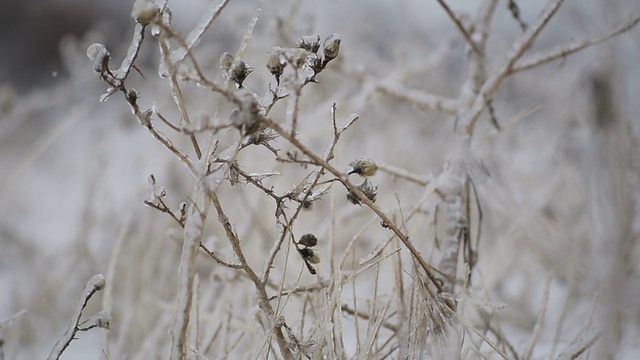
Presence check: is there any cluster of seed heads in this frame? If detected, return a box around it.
[219,52,254,88]
[220,33,341,88]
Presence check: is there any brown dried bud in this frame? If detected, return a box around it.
[231,61,253,88]
[298,234,318,247]
[264,46,286,79]
[296,34,321,53]
[300,247,320,264]
[346,159,378,177]
[322,34,341,64]
[346,179,378,205]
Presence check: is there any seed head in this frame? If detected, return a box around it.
[296,34,321,53]
[86,43,110,73]
[231,61,253,88]
[219,52,234,73]
[131,0,160,25]
[298,234,318,247]
[347,158,378,177]
[299,247,320,264]
[265,46,286,79]
[322,34,341,64]
[346,179,378,205]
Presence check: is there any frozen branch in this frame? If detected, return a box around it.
[511,12,640,74]
[171,185,208,360]
[48,274,108,360]
[170,0,231,64]
[435,0,483,54]
[461,0,565,135]
[375,81,460,115]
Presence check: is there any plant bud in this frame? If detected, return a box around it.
[219,52,234,73]
[131,0,159,25]
[300,247,320,264]
[231,61,253,88]
[86,43,110,73]
[346,179,378,205]
[296,34,321,53]
[298,234,318,247]
[346,159,378,177]
[264,46,286,79]
[322,34,341,64]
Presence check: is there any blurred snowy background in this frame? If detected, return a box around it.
[1,0,639,359]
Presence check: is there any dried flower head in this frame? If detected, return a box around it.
[296,34,321,53]
[298,234,318,247]
[322,34,341,64]
[299,247,320,264]
[307,52,324,74]
[219,52,234,73]
[347,158,378,177]
[264,46,286,81]
[86,43,110,73]
[131,0,160,25]
[346,179,378,205]
[230,61,253,88]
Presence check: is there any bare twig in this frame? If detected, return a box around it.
[210,194,293,360]
[462,0,566,135]
[171,185,208,360]
[48,275,108,360]
[510,12,640,74]
[555,328,601,360]
[435,0,483,54]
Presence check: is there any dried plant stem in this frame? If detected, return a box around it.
[435,0,482,54]
[48,275,107,360]
[510,12,640,74]
[171,186,208,360]
[461,0,566,135]
[209,194,293,360]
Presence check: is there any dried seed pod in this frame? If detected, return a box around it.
[346,179,378,205]
[264,46,286,80]
[231,61,253,88]
[296,34,321,53]
[131,0,159,25]
[219,52,234,74]
[86,43,110,73]
[346,158,378,177]
[322,34,341,64]
[298,234,318,247]
[299,247,320,264]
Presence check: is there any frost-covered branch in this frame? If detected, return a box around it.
[48,275,109,360]
[510,12,640,74]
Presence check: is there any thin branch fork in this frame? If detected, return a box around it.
[210,193,294,360]
[461,0,566,136]
[510,12,640,74]
[48,274,109,360]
